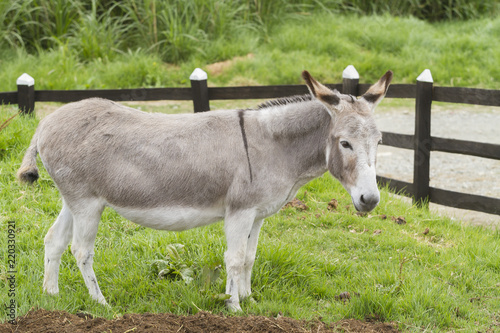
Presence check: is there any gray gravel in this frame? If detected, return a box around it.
[374,103,500,227]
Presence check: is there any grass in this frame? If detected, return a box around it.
[1,13,499,93]
[2,0,498,59]
[1,104,499,332]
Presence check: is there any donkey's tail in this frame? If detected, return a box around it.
[17,130,40,184]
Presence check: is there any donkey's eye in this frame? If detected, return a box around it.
[340,140,352,149]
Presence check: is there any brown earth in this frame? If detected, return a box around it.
[206,53,254,76]
[0,309,400,333]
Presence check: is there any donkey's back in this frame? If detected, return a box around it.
[19,98,250,224]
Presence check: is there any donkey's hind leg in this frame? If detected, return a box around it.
[70,199,107,305]
[43,200,73,295]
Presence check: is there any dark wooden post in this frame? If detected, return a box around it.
[413,69,433,207]
[342,65,359,96]
[17,73,35,116]
[190,68,210,113]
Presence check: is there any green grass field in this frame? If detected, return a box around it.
[2,2,500,331]
[1,104,499,332]
[1,10,500,91]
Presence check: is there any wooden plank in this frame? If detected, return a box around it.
[413,77,433,206]
[208,83,415,100]
[208,84,344,100]
[35,88,192,103]
[342,78,359,96]
[433,86,500,106]
[28,83,419,104]
[191,79,210,113]
[377,176,414,196]
[325,84,344,92]
[18,84,35,116]
[0,91,18,105]
[208,85,311,100]
[11,84,500,106]
[431,136,500,160]
[429,187,500,215]
[359,84,416,98]
[381,132,414,150]
[387,84,417,99]
[358,84,371,95]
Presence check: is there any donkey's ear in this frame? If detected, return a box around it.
[361,70,393,111]
[302,70,340,114]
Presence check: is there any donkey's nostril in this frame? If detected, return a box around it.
[360,195,366,204]
[355,193,380,212]
[360,193,379,207]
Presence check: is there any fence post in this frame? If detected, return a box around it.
[342,65,359,96]
[17,73,35,116]
[190,68,210,113]
[413,69,433,207]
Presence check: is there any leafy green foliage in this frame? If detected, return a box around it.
[151,244,195,284]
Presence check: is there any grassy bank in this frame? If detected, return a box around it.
[1,12,499,92]
[3,0,498,56]
[1,105,499,332]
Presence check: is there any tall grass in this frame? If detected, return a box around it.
[343,0,499,21]
[2,0,499,63]
[2,13,498,91]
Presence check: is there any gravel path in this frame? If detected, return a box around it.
[374,103,500,228]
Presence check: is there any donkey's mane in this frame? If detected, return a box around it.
[256,94,313,110]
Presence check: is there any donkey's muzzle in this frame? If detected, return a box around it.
[355,193,380,212]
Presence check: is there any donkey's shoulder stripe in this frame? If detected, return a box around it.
[238,110,253,182]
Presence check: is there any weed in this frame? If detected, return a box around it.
[0,110,21,132]
[151,244,195,284]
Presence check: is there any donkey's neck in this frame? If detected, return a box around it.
[257,100,330,139]
[253,100,331,179]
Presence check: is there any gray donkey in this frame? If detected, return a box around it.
[18,70,392,311]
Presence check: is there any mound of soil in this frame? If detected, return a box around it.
[1,309,400,333]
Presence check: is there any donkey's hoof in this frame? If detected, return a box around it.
[43,285,59,296]
[225,299,242,312]
[93,295,109,307]
[246,296,257,305]
[99,299,110,307]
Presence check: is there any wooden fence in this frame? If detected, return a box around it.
[1,67,499,215]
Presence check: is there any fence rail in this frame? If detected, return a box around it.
[1,67,499,215]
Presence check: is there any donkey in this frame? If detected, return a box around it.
[18,70,392,311]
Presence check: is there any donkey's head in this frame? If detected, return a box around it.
[302,70,393,212]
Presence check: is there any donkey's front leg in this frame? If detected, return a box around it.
[224,209,256,312]
[241,219,264,299]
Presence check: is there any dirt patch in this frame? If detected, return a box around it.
[206,53,254,76]
[1,309,400,333]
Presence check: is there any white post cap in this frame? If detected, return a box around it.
[189,68,208,81]
[342,65,359,79]
[417,69,433,83]
[16,73,35,86]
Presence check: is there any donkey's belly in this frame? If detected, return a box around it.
[110,205,225,231]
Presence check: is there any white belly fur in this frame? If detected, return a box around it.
[110,204,225,231]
